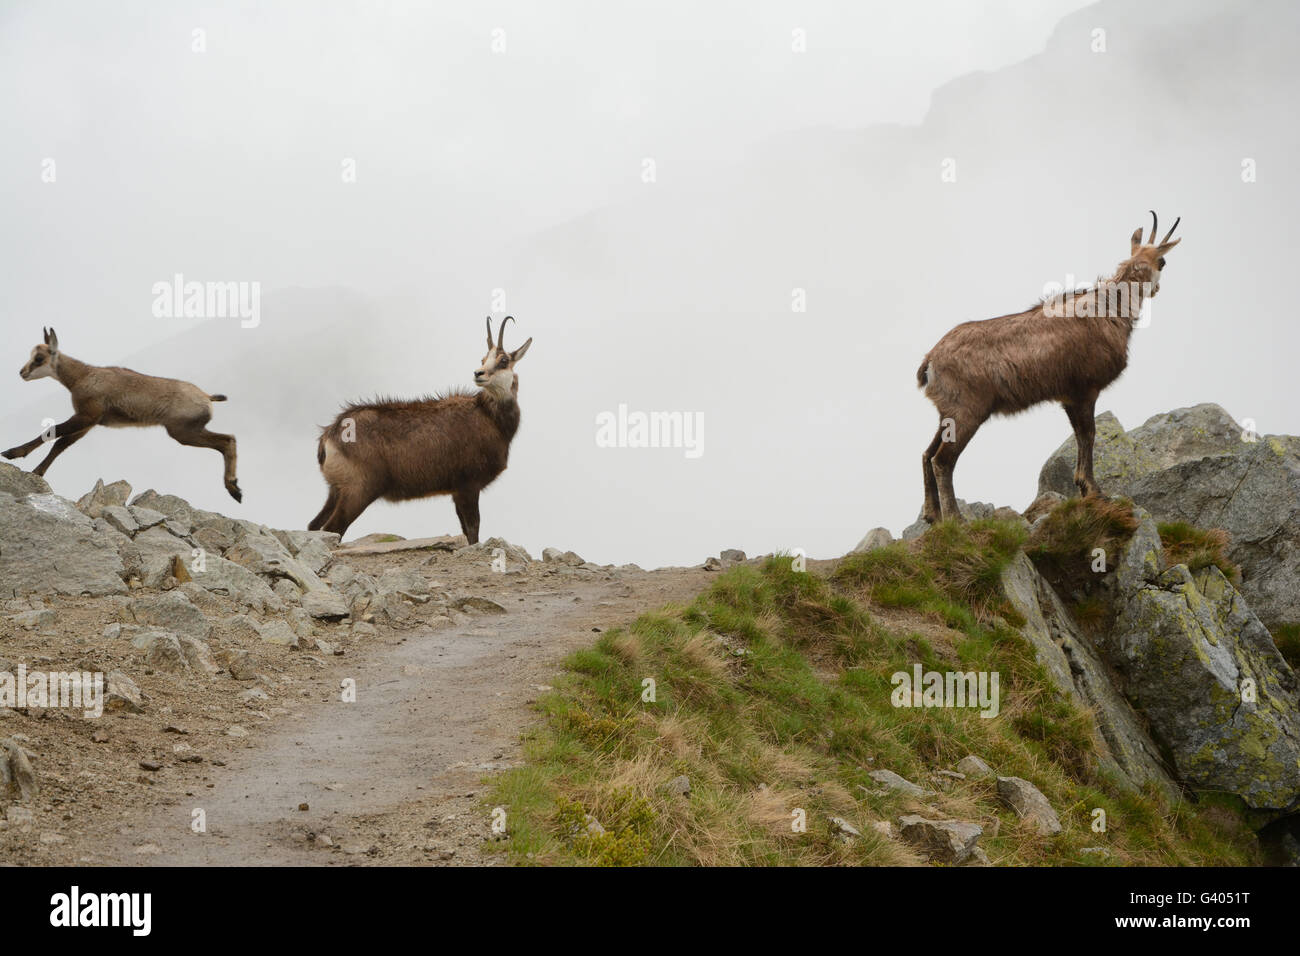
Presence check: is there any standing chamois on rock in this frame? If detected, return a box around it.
[308,316,533,542]
[2,328,242,500]
[917,212,1182,523]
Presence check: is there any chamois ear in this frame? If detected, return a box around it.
[1156,237,1181,255]
[44,327,59,350]
[1130,228,1144,255]
[510,337,532,363]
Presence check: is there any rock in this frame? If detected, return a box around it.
[376,569,433,601]
[130,629,212,676]
[256,619,299,648]
[124,526,194,588]
[852,528,894,553]
[828,816,860,840]
[6,806,35,827]
[74,478,130,517]
[896,815,983,864]
[225,533,328,592]
[9,608,55,630]
[104,670,143,712]
[1001,549,1176,794]
[0,492,128,598]
[302,590,349,620]
[542,547,585,567]
[452,596,506,615]
[1038,404,1300,628]
[954,755,994,779]
[0,462,51,497]
[868,820,893,839]
[222,649,258,680]
[666,775,691,796]
[187,555,282,613]
[902,500,1001,540]
[0,737,39,801]
[996,776,1063,835]
[216,614,262,643]
[127,505,168,532]
[868,769,930,797]
[720,549,746,563]
[336,534,465,556]
[128,490,194,530]
[99,504,140,536]
[129,591,212,641]
[703,557,723,571]
[1096,510,1300,811]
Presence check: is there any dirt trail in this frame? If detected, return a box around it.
[92,557,709,866]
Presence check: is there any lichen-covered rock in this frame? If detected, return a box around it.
[1001,550,1175,794]
[1097,512,1300,811]
[1038,404,1300,628]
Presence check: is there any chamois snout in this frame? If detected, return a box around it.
[19,344,55,381]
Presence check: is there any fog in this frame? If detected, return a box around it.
[2,0,1293,568]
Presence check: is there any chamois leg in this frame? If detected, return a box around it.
[4,413,98,462]
[921,426,944,523]
[321,487,375,538]
[1063,398,1102,498]
[452,488,481,545]
[308,486,340,531]
[930,414,981,523]
[31,426,93,476]
[167,424,242,502]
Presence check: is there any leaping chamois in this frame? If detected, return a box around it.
[308,316,533,543]
[2,328,242,501]
[917,212,1182,523]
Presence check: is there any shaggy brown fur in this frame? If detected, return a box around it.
[2,328,241,501]
[917,214,1181,523]
[308,317,532,542]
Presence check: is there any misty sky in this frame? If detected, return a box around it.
[2,0,1291,568]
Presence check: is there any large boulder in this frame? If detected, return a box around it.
[1001,551,1176,795]
[1038,404,1300,628]
[0,491,127,598]
[1094,510,1300,812]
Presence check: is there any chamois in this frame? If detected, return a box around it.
[917,212,1182,523]
[308,316,533,543]
[2,328,242,501]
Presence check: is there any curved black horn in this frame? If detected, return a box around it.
[1147,210,1158,246]
[1161,216,1181,244]
[497,315,514,350]
[485,316,494,349]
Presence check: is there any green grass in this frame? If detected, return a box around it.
[483,517,1258,867]
[1157,521,1242,584]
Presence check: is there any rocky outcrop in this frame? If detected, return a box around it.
[1004,497,1300,813]
[1001,550,1177,795]
[1038,404,1300,629]
[1097,511,1300,812]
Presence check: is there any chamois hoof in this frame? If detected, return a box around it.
[226,482,243,503]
